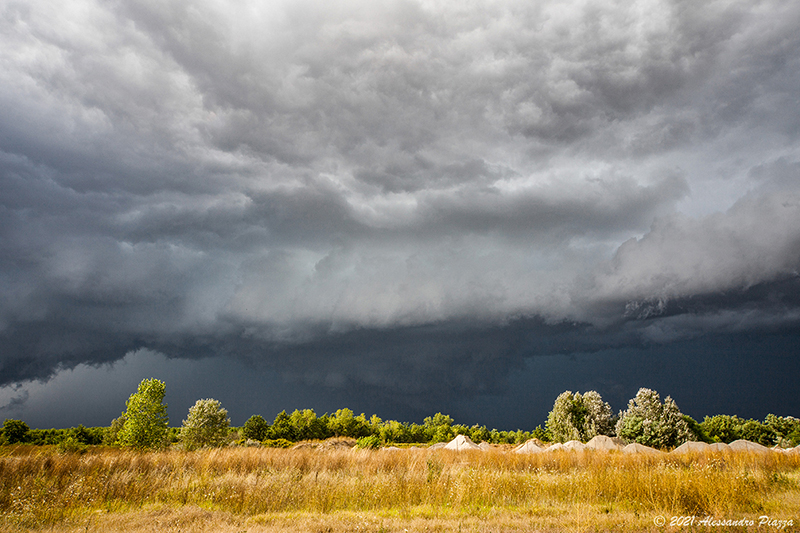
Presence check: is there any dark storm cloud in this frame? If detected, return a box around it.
[1,0,800,417]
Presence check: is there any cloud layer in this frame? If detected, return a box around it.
[1,0,800,410]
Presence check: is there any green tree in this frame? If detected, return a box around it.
[423,413,454,443]
[69,425,95,445]
[764,414,800,446]
[181,398,230,449]
[2,419,30,444]
[269,411,295,441]
[328,408,371,438]
[546,390,613,442]
[739,419,775,446]
[104,415,127,446]
[242,415,270,442]
[379,419,409,443]
[289,409,328,440]
[531,425,551,442]
[117,378,169,449]
[615,388,696,449]
[469,424,490,444]
[701,415,744,443]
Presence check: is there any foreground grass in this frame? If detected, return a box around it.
[1,444,798,532]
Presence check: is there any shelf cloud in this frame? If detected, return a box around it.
[1,0,799,425]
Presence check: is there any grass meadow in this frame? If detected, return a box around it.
[1,443,798,532]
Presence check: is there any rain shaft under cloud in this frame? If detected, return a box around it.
[1,0,800,425]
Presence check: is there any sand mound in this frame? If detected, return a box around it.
[562,440,587,451]
[585,435,624,451]
[622,443,661,454]
[708,442,731,452]
[514,439,545,454]
[443,434,481,451]
[729,439,771,453]
[673,441,711,454]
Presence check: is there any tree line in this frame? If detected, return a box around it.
[2,379,798,450]
[546,388,800,449]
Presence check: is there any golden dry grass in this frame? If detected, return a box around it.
[1,444,798,532]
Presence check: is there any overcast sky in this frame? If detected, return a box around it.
[2,0,799,429]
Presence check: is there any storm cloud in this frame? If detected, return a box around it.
[1,0,799,425]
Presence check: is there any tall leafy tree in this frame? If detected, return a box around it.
[616,388,695,448]
[117,378,169,449]
[181,398,230,449]
[546,391,613,442]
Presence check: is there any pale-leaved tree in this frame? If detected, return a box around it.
[546,390,613,442]
[615,388,695,448]
[181,398,230,449]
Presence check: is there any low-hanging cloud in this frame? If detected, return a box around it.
[582,191,800,323]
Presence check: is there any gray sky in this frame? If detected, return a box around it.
[1,0,799,428]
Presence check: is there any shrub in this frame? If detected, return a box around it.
[616,388,696,449]
[181,398,230,450]
[117,378,169,449]
[2,419,30,444]
[56,436,88,454]
[546,391,613,442]
[355,435,382,449]
[262,438,293,448]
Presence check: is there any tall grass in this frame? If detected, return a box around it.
[1,444,798,530]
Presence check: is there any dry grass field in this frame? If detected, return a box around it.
[1,443,798,532]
